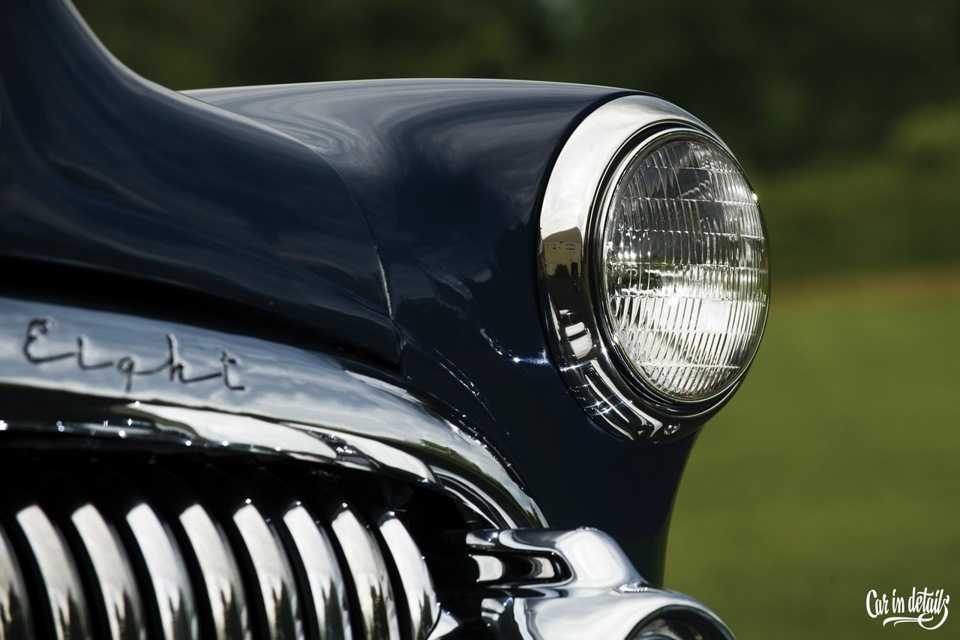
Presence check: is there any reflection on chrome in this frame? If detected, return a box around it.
[71,504,145,640]
[125,503,197,640]
[540,95,766,442]
[0,526,32,640]
[282,504,352,639]
[16,505,91,639]
[328,502,401,640]
[461,528,733,640]
[15,505,93,639]
[232,503,302,638]
[377,512,440,640]
[178,504,249,640]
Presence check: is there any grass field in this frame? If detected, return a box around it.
[665,270,960,639]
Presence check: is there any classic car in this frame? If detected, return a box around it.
[0,0,769,638]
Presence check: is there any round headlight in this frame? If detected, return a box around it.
[539,95,770,441]
[598,131,768,402]
[630,614,732,640]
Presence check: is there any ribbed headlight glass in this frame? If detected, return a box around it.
[599,132,769,402]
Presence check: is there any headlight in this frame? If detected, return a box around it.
[599,130,768,402]
[540,96,769,442]
[630,613,732,640]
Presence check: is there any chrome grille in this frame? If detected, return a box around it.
[0,452,439,640]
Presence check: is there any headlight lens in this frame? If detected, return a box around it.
[539,95,770,440]
[629,615,718,639]
[599,131,769,402]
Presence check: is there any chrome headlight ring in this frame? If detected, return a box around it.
[539,96,770,442]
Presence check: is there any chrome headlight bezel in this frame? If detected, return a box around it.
[539,95,769,442]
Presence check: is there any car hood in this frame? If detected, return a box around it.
[0,0,623,366]
[191,79,627,363]
[0,0,397,359]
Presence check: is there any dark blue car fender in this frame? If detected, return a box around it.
[0,0,759,637]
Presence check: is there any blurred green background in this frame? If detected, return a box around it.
[74,1,960,637]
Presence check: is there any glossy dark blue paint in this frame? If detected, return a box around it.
[0,0,397,359]
[198,81,697,584]
[0,0,700,584]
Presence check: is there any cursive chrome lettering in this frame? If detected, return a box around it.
[23,317,246,393]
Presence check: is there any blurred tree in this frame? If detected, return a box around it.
[73,0,557,89]
[227,0,557,84]
[72,0,242,88]
[73,0,960,173]
[557,0,960,169]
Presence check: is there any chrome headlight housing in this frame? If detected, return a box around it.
[540,96,769,441]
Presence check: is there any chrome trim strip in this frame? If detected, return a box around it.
[328,501,401,640]
[0,296,544,529]
[282,504,352,640]
[377,512,440,640]
[70,503,145,640]
[230,503,302,638]
[177,504,250,640]
[15,504,92,639]
[124,502,197,640]
[539,95,736,442]
[0,524,34,640]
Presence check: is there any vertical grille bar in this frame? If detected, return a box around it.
[123,502,198,639]
[69,503,145,640]
[15,504,92,639]
[0,454,444,640]
[230,503,303,639]
[177,504,250,640]
[282,504,352,640]
[376,513,439,640]
[0,525,34,640]
[326,502,402,640]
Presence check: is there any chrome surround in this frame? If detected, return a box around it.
[539,95,758,442]
[435,528,733,640]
